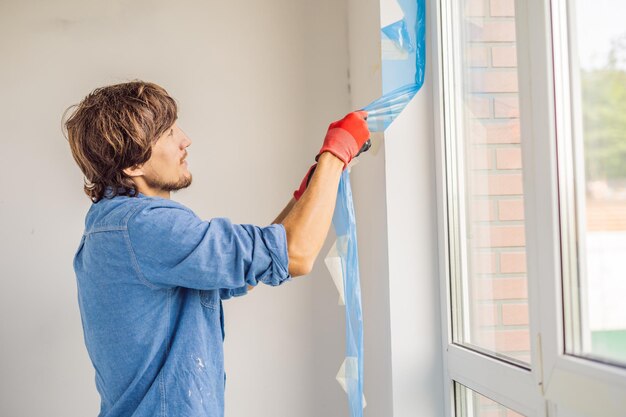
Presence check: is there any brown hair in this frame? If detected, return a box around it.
[64,81,178,202]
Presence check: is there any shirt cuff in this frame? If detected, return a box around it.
[219,286,249,300]
[258,223,291,286]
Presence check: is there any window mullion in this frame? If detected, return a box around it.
[514,0,558,406]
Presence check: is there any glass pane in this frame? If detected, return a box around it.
[449,0,530,366]
[454,382,525,417]
[568,0,626,365]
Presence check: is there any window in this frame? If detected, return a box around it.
[446,0,530,367]
[455,382,525,417]
[560,0,626,367]
[436,0,626,415]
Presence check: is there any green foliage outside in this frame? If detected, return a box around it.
[581,37,626,182]
[591,329,626,364]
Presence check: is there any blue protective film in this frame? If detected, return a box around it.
[331,1,426,416]
[332,170,364,415]
[363,0,426,132]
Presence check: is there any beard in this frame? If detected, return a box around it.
[144,172,193,193]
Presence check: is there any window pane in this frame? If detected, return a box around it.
[448,0,530,366]
[567,0,626,365]
[454,382,525,417]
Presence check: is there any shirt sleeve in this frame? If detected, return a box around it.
[127,202,291,291]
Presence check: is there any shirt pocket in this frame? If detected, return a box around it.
[199,289,219,310]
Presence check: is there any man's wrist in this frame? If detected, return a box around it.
[317,151,346,169]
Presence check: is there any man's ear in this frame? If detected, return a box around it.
[123,164,144,178]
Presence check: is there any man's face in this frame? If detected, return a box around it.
[139,123,193,195]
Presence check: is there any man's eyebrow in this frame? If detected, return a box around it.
[168,128,174,136]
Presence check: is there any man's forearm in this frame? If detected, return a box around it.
[281,152,343,276]
[272,198,297,224]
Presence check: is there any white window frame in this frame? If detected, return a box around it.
[432,0,626,416]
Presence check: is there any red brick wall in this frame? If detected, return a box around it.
[461,0,531,365]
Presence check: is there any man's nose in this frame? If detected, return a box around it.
[180,133,192,148]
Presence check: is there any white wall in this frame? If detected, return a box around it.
[0,0,350,416]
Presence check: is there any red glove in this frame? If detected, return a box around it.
[316,111,370,168]
[293,164,317,201]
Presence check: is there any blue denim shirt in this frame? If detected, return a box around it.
[73,194,291,417]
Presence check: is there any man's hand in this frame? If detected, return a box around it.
[316,111,369,168]
[276,111,371,277]
[294,112,369,201]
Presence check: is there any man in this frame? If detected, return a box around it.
[65,81,370,417]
